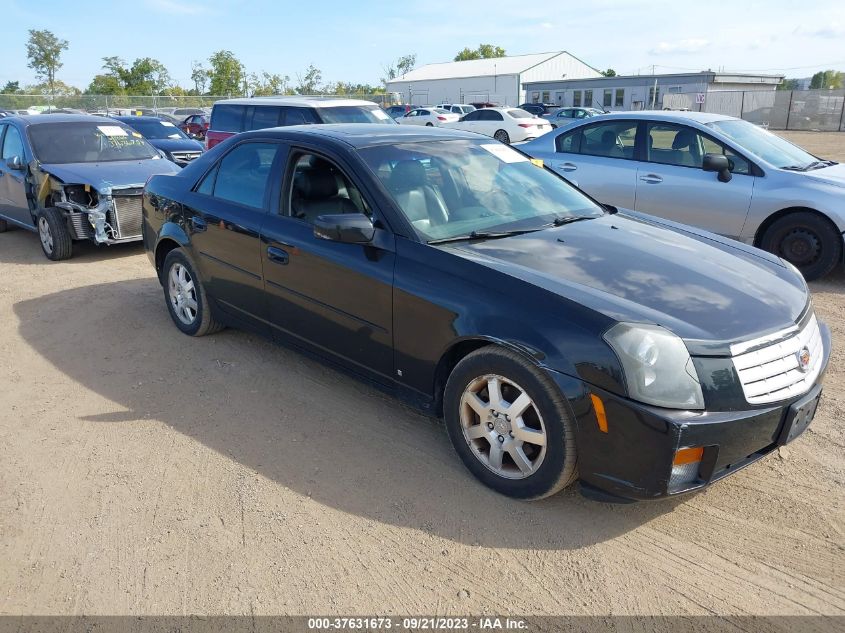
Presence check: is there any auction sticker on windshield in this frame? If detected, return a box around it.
[97,125,128,137]
[480,143,529,163]
[161,121,176,127]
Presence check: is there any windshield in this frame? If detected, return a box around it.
[125,119,187,140]
[707,119,817,169]
[360,140,603,241]
[29,122,159,164]
[317,105,396,125]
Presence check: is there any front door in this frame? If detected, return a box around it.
[634,122,754,239]
[260,149,395,381]
[0,124,32,226]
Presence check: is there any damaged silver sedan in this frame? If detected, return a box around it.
[0,114,180,260]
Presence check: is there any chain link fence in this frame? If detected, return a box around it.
[663,89,845,131]
[0,93,399,116]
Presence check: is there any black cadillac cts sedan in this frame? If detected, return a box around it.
[142,124,830,502]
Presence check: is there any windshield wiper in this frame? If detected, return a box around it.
[805,159,837,170]
[551,215,593,226]
[427,228,542,245]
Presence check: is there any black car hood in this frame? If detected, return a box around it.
[41,159,180,190]
[446,214,808,346]
[146,137,204,153]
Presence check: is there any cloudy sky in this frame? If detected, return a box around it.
[1,0,844,89]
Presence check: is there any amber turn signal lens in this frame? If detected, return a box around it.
[590,393,608,433]
[673,446,704,465]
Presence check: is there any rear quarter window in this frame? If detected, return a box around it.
[211,104,245,133]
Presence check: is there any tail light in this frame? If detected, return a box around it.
[437,116,447,121]
[518,123,534,128]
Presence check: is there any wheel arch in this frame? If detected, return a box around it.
[753,206,841,250]
[154,232,188,283]
[432,336,545,417]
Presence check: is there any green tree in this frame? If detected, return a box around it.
[809,70,843,89]
[453,44,505,61]
[778,78,800,90]
[381,53,416,87]
[295,64,323,94]
[26,29,69,97]
[86,74,125,95]
[1,81,20,94]
[91,56,171,94]
[191,61,209,94]
[208,50,244,95]
[601,68,617,77]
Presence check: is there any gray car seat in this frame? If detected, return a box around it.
[387,160,449,230]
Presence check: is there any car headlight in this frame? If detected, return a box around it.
[603,323,704,410]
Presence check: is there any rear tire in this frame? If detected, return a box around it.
[425,122,433,127]
[493,129,510,144]
[37,208,73,261]
[443,346,578,500]
[162,249,223,337]
[760,212,841,281]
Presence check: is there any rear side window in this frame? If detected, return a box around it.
[283,107,320,125]
[211,104,245,133]
[2,125,24,159]
[249,106,282,131]
[197,142,279,208]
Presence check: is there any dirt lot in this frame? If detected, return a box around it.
[0,133,843,622]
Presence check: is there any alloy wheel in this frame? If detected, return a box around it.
[168,263,198,325]
[38,216,53,255]
[459,374,547,479]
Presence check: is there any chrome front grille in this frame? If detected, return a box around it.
[731,314,823,405]
[171,151,201,163]
[111,195,144,239]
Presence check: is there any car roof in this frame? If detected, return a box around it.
[580,110,735,124]
[112,115,167,123]
[236,123,484,148]
[213,96,380,108]
[6,113,120,127]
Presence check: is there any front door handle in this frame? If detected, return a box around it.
[191,216,207,232]
[639,174,663,184]
[557,162,578,172]
[267,246,289,265]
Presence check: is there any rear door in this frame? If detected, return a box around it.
[259,146,395,381]
[634,121,754,238]
[182,140,285,326]
[0,123,32,226]
[547,120,640,208]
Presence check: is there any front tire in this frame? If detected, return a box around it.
[493,129,511,144]
[37,208,72,261]
[443,347,578,499]
[162,249,223,337]
[760,212,842,281]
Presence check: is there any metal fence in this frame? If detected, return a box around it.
[0,93,398,115]
[662,89,845,131]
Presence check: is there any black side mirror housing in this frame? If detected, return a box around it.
[703,153,732,182]
[6,155,23,171]
[314,213,375,244]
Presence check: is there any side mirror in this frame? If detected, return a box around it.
[6,155,23,171]
[313,213,375,244]
[703,153,732,182]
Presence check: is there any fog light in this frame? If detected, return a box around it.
[669,446,703,491]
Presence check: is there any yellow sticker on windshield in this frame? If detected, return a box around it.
[132,132,142,138]
[530,158,544,168]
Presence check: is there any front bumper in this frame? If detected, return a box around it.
[549,321,832,502]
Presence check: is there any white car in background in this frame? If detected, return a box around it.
[397,108,460,127]
[436,103,476,116]
[447,107,552,144]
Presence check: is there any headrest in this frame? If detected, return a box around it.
[389,160,427,190]
[298,169,338,199]
[672,130,695,150]
[600,130,616,145]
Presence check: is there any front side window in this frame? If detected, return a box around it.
[211,104,244,132]
[28,122,158,164]
[287,153,370,224]
[2,125,24,159]
[283,107,321,125]
[202,142,278,208]
[360,140,603,242]
[581,121,637,159]
[647,123,751,173]
[249,106,282,131]
[699,133,751,175]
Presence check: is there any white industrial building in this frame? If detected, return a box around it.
[386,51,602,107]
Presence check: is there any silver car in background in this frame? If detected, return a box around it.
[521,111,845,280]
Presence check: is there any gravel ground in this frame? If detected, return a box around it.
[0,133,842,622]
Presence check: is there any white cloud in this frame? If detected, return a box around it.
[794,22,845,38]
[539,22,554,29]
[649,38,710,55]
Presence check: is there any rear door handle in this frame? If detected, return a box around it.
[191,216,207,232]
[557,162,577,172]
[267,246,289,265]
[639,174,663,184]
